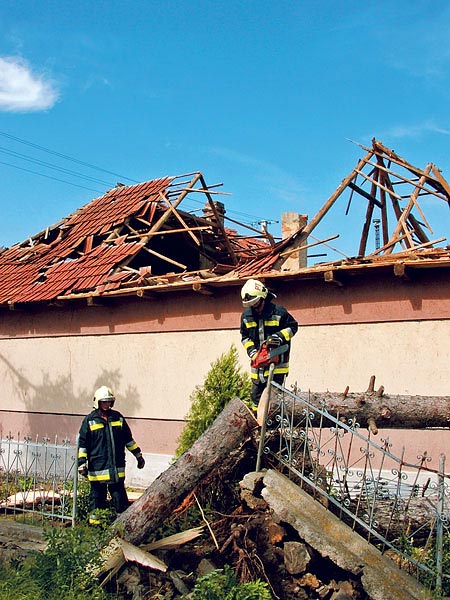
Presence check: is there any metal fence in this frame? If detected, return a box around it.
[0,432,78,526]
[258,383,450,595]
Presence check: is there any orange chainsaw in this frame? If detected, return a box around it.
[251,341,288,369]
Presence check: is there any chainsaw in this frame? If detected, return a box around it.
[251,341,289,369]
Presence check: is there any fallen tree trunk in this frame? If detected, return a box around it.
[115,397,257,546]
[272,377,450,430]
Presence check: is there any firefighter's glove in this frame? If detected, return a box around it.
[267,334,283,347]
[137,455,145,469]
[249,348,257,360]
[78,464,88,478]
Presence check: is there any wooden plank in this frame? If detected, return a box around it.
[348,181,383,208]
[365,158,449,202]
[147,172,203,236]
[279,234,339,258]
[376,168,390,247]
[128,225,211,239]
[158,192,201,246]
[141,246,187,270]
[354,168,403,201]
[388,164,433,248]
[431,165,450,198]
[358,179,378,256]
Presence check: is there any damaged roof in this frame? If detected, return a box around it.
[0,140,449,307]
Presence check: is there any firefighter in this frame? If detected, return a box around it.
[77,385,145,525]
[240,279,298,409]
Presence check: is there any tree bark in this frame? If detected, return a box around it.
[271,388,450,430]
[115,397,257,545]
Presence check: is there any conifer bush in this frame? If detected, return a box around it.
[175,345,251,457]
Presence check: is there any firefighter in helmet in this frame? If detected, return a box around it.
[240,279,298,409]
[77,385,145,525]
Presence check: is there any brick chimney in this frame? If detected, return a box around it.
[202,201,226,227]
[281,212,308,270]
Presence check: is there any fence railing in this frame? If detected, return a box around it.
[0,432,78,526]
[258,383,450,595]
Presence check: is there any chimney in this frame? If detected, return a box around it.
[202,201,226,227]
[281,212,308,270]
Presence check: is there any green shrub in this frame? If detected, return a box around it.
[0,523,113,600]
[0,563,43,600]
[175,345,251,457]
[189,565,272,599]
[26,525,112,600]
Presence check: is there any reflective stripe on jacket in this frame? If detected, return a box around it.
[240,300,298,382]
[77,408,141,484]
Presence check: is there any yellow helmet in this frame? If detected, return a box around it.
[241,279,268,308]
[93,386,115,406]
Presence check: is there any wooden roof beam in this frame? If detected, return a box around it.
[302,148,374,238]
[358,179,378,257]
[141,246,187,270]
[348,181,383,208]
[324,270,344,287]
[146,172,203,238]
[393,263,411,281]
[157,192,201,246]
[365,159,449,202]
[128,225,212,240]
[192,282,214,296]
[199,174,238,265]
[353,169,402,201]
[431,166,450,200]
[136,289,157,300]
[87,296,104,307]
[387,164,433,250]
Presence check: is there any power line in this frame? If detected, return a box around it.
[0,130,139,183]
[0,159,104,194]
[0,130,273,226]
[0,146,115,187]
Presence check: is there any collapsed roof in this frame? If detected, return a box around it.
[0,140,449,307]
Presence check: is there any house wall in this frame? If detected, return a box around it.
[0,269,449,481]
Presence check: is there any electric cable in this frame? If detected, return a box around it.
[0,130,139,183]
[0,159,104,194]
[0,146,115,187]
[0,130,273,227]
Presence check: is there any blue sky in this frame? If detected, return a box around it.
[0,0,449,259]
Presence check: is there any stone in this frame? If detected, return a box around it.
[283,541,310,575]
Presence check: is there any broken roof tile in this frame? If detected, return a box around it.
[0,145,448,307]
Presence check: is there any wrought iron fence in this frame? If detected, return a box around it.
[258,383,450,595]
[0,432,78,526]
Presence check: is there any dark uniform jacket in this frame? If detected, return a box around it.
[240,299,298,381]
[77,408,141,484]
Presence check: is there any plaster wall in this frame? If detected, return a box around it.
[1,320,448,420]
[0,272,448,464]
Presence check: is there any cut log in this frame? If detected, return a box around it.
[115,397,257,545]
[271,389,450,430]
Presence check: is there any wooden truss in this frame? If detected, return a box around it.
[299,139,450,257]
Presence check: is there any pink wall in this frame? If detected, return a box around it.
[0,269,448,339]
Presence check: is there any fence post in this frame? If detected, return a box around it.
[72,434,80,527]
[436,454,445,594]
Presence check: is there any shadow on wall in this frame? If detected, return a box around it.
[0,352,141,421]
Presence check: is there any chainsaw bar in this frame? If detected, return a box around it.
[268,343,288,359]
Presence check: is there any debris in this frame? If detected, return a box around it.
[114,397,257,545]
[0,490,61,508]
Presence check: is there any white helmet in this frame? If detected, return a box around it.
[94,386,115,406]
[241,279,268,308]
